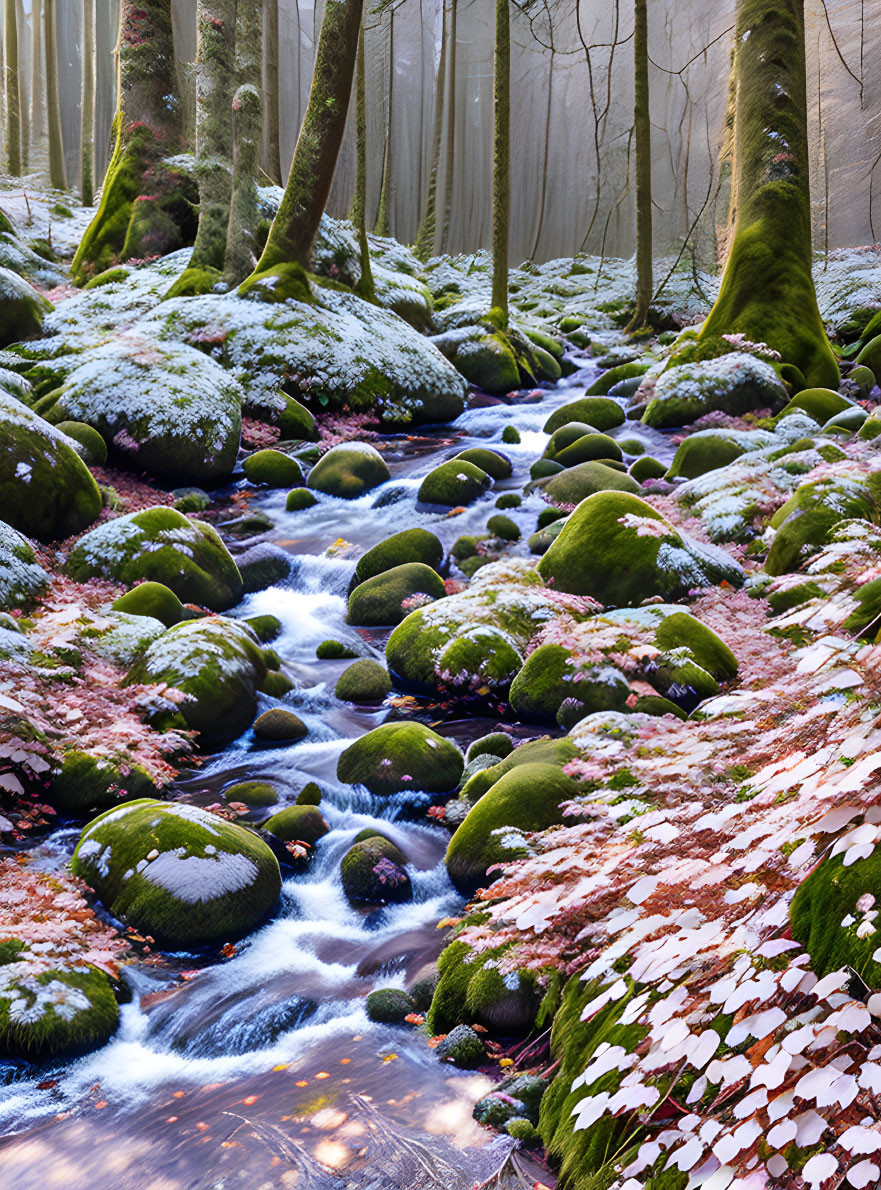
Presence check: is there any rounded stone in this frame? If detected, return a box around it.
[243,449,304,487]
[307,443,390,499]
[417,459,492,506]
[337,721,464,796]
[335,658,392,702]
[253,708,308,743]
[347,562,446,627]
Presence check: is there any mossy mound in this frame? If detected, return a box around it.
[242,449,304,487]
[173,487,210,514]
[543,397,625,435]
[340,836,411,904]
[0,964,119,1060]
[0,266,52,346]
[261,805,328,846]
[486,514,520,541]
[347,563,446,627]
[50,750,160,818]
[502,425,521,444]
[0,521,49,611]
[253,709,308,743]
[354,528,444,586]
[286,487,318,511]
[540,461,640,506]
[366,988,416,1024]
[244,614,282,643]
[544,422,601,459]
[427,938,541,1036]
[71,799,282,949]
[224,781,280,808]
[466,733,514,764]
[317,639,359,659]
[453,447,512,480]
[111,581,185,629]
[629,455,667,482]
[495,492,522,509]
[307,443,390,498]
[337,721,464,796]
[775,386,853,425]
[537,491,743,604]
[335,658,392,702]
[56,420,108,466]
[790,846,881,987]
[436,1024,486,1068]
[0,392,102,542]
[766,471,881,575]
[509,645,630,722]
[642,352,788,428]
[126,617,268,745]
[666,431,750,480]
[456,736,578,805]
[236,543,292,593]
[437,627,523,693]
[297,782,322,806]
[431,324,520,394]
[553,433,623,468]
[67,507,243,611]
[446,762,578,895]
[417,459,492,506]
[475,1074,548,1131]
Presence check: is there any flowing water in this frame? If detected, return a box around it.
[0,347,675,1188]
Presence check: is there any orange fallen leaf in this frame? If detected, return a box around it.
[166,1116,178,1124]
[314,1071,330,1079]
[296,1080,308,1087]
[382,1053,398,1064]
[242,1095,259,1106]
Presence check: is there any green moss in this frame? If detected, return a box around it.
[486,514,520,541]
[0,965,119,1060]
[432,325,520,395]
[261,805,328,845]
[224,781,279,808]
[859,417,881,441]
[585,361,650,396]
[427,939,539,1035]
[243,449,304,487]
[417,459,492,506]
[509,644,630,722]
[629,455,667,482]
[436,1024,486,1067]
[502,425,521,444]
[335,658,392,702]
[347,562,446,627]
[337,721,463,796]
[0,271,52,347]
[238,260,314,304]
[50,750,160,818]
[245,614,282,643]
[454,447,512,480]
[317,639,358,659]
[530,458,565,481]
[446,763,577,895]
[71,798,282,949]
[55,420,108,466]
[541,461,640,505]
[340,835,411,904]
[354,528,443,585]
[554,433,624,468]
[112,581,185,628]
[260,670,295,698]
[766,473,881,576]
[666,433,746,480]
[297,782,322,806]
[543,397,625,434]
[286,487,319,511]
[173,487,210,514]
[791,847,881,985]
[437,627,523,691]
[277,395,318,441]
[253,708,308,742]
[775,387,852,424]
[307,443,390,498]
[495,492,521,510]
[366,988,416,1024]
[855,333,881,375]
[83,266,130,290]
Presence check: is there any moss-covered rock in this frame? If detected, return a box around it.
[823,405,867,434]
[245,614,282,643]
[530,458,565,482]
[172,487,210,514]
[0,963,119,1060]
[436,627,523,693]
[253,708,308,743]
[347,563,446,627]
[56,420,109,466]
[0,521,49,611]
[509,645,630,721]
[502,425,520,444]
[554,433,623,468]
[417,459,492,506]
[436,1023,486,1067]
[354,528,444,585]
[71,799,282,949]
[540,460,640,506]
[340,835,411,904]
[335,658,392,702]
[766,471,881,576]
[665,431,751,480]
[242,449,303,487]
[642,353,788,428]
[456,737,578,805]
[126,617,267,745]
[317,639,359,660]
[0,392,102,542]
[111,581,185,628]
[297,782,322,806]
[307,443,390,498]
[261,805,328,846]
[0,267,52,345]
[67,507,243,611]
[495,492,522,510]
[544,422,600,459]
[286,486,318,511]
[775,386,853,425]
[790,845,881,986]
[486,514,520,541]
[466,733,514,764]
[538,491,743,604]
[432,324,520,394]
[366,988,416,1024]
[224,781,279,808]
[337,721,463,796]
[446,763,578,895]
[629,455,667,482]
[454,447,512,480]
[236,543,292,593]
[543,397,625,435]
[49,750,161,818]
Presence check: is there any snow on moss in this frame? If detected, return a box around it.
[139,846,260,902]
[0,521,49,610]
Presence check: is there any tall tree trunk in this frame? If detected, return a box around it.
[490,0,510,325]
[350,22,375,302]
[626,0,652,332]
[167,0,237,296]
[373,8,394,237]
[697,0,838,389]
[15,0,28,171]
[260,0,281,183]
[223,0,262,285]
[81,0,96,206]
[31,0,44,142]
[94,0,116,183]
[529,14,554,263]
[240,0,364,300]
[413,0,447,262]
[72,0,190,284]
[5,0,22,176]
[440,0,456,252]
[44,0,66,189]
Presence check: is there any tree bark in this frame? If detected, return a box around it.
[413,0,447,262]
[440,0,456,252]
[240,0,364,299]
[31,0,44,142]
[81,0,96,207]
[260,0,282,183]
[490,0,510,324]
[5,0,22,176]
[373,7,394,237]
[15,0,28,171]
[626,0,652,332]
[223,0,263,285]
[697,0,838,389]
[350,22,375,301]
[44,0,66,189]
[72,0,191,284]
[94,0,116,183]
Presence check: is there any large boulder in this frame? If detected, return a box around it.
[0,520,49,610]
[46,336,243,483]
[337,721,464,796]
[354,528,444,585]
[0,266,52,345]
[347,562,446,626]
[431,324,521,394]
[307,443,390,498]
[71,799,282,948]
[640,353,788,428]
[765,471,881,576]
[126,617,268,745]
[67,507,243,611]
[537,491,744,604]
[0,392,101,541]
[417,459,492,506]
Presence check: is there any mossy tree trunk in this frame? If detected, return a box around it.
[350,22,375,302]
[222,0,262,285]
[5,0,22,176]
[44,0,66,190]
[373,7,394,237]
[490,0,510,326]
[260,0,282,184]
[626,0,652,332]
[697,0,838,389]
[166,0,237,297]
[239,0,364,301]
[440,0,456,252]
[81,0,96,207]
[413,0,447,262]
[31,0,44,143]
[71,0,190,285]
